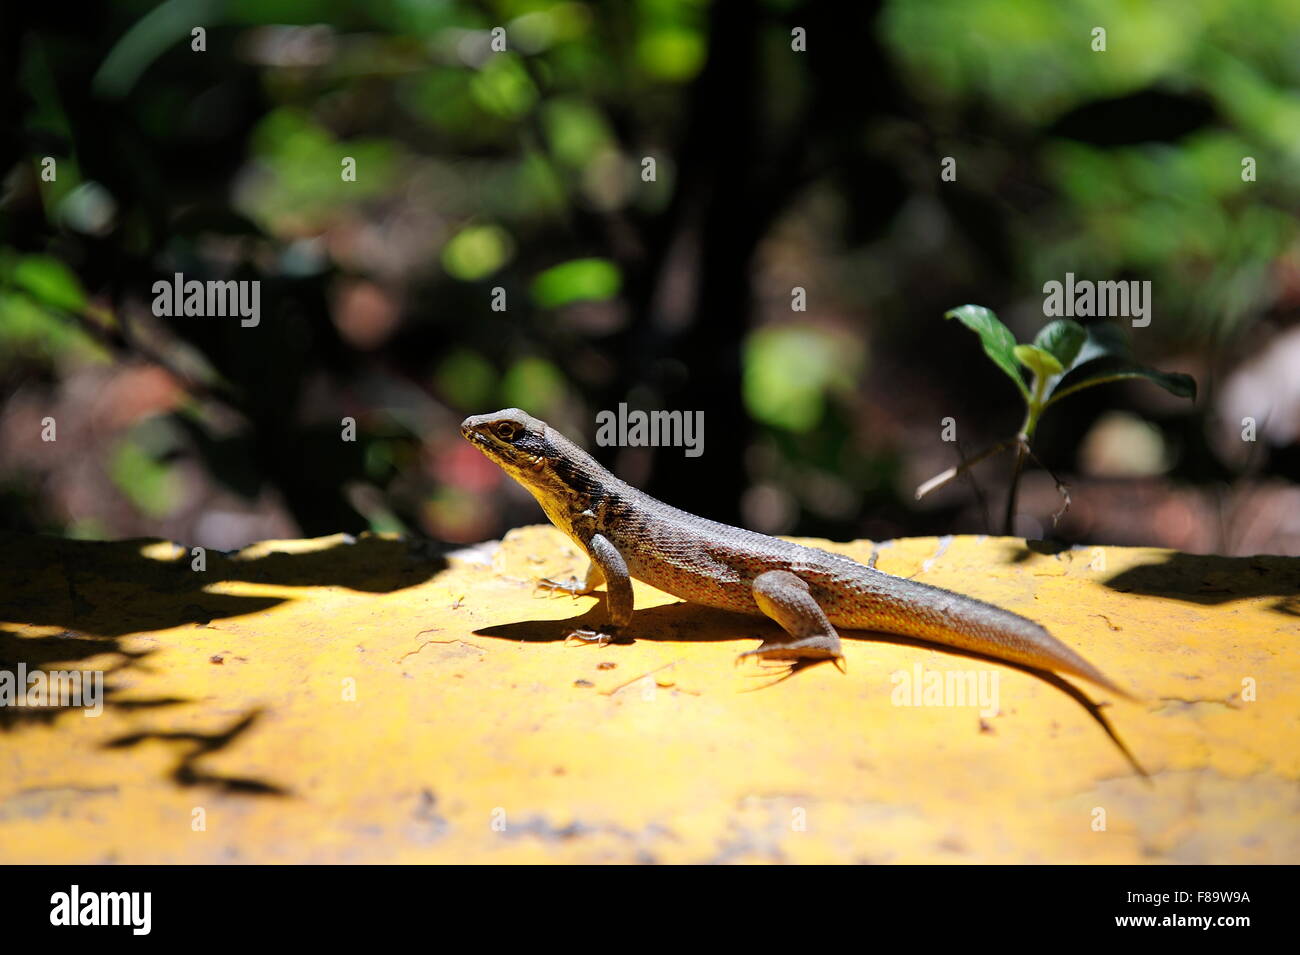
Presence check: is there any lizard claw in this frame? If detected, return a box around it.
[735,639,846,673]
[737,659,825,690]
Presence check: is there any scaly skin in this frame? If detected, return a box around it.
[461,408,1133,699]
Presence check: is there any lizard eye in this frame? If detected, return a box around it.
[494,422,517,441]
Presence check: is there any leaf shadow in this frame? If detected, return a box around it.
[1101,552,1300,617]
[0,531,447,793]
[105,708,288,796]
[1,531,449,641]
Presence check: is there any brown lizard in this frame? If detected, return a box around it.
[462,408,1134,700]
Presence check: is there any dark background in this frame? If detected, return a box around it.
[3,0,1299,555]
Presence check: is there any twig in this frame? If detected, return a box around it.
[599,660,679,696]
[1024,445,1072,527]
[957,441,993,535]
[395,629,485,662]
[914,438,1016,500]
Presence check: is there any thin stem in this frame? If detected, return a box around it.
[1043,371,1152,410]
[1002,439,1027,536]
[1023,371,1049,440]
[1000,369,1053,537]
[1024,445,1071,526]
[914,437,1017,500]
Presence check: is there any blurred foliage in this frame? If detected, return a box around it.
[744,324,864,432]
[883,0,1300,341]
[2,0,1299,552]
[531,257,620,308]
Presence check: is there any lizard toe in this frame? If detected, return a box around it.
[536,576,588,597]
[736,636,844,667]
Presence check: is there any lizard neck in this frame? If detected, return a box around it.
[522,430,631,542]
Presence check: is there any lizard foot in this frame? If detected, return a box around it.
[735,637,846,673]
[537,576,594,598]
[563,627,620,648]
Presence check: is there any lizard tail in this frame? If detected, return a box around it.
[1047,648,1140,703]
[854,576,1140,701]
[948,609,1139,702]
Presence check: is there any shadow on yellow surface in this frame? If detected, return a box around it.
[0,531,444,738]
[475,599,1147,777]
[1103,551,1300,616]
[0,527,1296,863]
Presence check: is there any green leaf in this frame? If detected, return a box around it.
[1069,322,1131,370]
[542,99,615,169]
[637,27,707,82]
[500,357,567,417]
[530,258,621,309]
[10,255,86,313]
[1043,322,1133,400]
[1043,321,1196,406]
[441,224,514,281]
[743,325,863,432]
[1032,319,1086,368]
[1013,343,1064,379]
[469,54,538,120]
[943,305,1029,400]
[1046,366,1197,407]
[435,349,496,409]
[109,438,182,518]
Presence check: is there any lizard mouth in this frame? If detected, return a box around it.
[462,426,510,462]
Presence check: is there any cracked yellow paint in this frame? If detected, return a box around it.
[0,527,1296,863]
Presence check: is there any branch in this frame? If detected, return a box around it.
[915,437,1016,500]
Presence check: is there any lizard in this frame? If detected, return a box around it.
[461,408,1134,700]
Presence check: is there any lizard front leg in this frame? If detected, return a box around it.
[739,569,845,668]
[563,533,633,647]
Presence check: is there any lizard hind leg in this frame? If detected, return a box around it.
[739,570,846,671]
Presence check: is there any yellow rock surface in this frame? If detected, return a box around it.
[0,527,1296,863]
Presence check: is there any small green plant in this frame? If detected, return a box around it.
[916,304,1197,535]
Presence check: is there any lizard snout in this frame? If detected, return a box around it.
[460,416,496,450]
[460,415,486,440]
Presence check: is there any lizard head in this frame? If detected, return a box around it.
[460,408,587,499]
[461,409,607,533]
[461,407,547,470]
[460,407,605,535]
